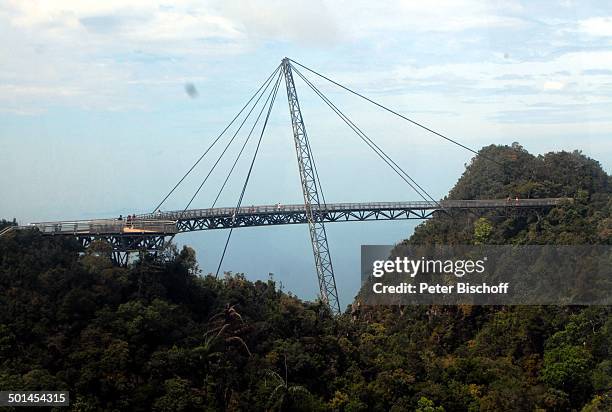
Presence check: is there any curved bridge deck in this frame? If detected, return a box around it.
[24,198,570,236]
[144,198,568,232]
[10,198,570,263]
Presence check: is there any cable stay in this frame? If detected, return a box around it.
[289,58,503,167]
[151,64,281,258]
[153,64,281,213]
[29,58,568,315]
[291,64,441,208]
[179,66,282,218]
[215,71,283,278]
[302,114,328,207]
[150,58,505,314]
[211,72,284,208]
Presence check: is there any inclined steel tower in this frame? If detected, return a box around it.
[281,58,340,315]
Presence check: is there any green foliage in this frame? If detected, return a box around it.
[0,145,609,411]
[540,345,593,405]
[591,360,612,392]
[415,396,445,412]
[410,145,611,246]
[580,392,612,412]
[473,217,493,244]
[153,378,205,412]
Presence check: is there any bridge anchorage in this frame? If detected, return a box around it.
[16,58,572,315]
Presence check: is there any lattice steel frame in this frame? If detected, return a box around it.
[282,58,341,315]
[76,234,168,266]
[176,207,437,231]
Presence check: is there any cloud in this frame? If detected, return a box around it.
[0,0,611,121]
[542,80,566,90]
[216,0,341,46]
[491,101,612,124]
[582,69,612,76]
[577,16,612,37]
[0,0,247,113]
[2,0,243,47]
[315,49,612,96]
[213,0,527,49]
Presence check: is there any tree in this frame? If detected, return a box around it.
[540,345,593,406]
[473,217,493,244]
[264,355,312,412]
[415,396,445,412]
[178,246,199,275]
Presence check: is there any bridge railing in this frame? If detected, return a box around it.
[26,198,571,236]
[441,198,570,208]
[30,219,178,235]
[141,198,570,221]
[143,202,442,220]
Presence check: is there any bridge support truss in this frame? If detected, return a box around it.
[76,234,169,266]
[175,206,437,231]
[282,58,341,315]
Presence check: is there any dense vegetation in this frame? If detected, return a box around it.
[0,145,610,411]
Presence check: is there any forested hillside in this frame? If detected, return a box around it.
[408,144,610,246]
[1,145,610,411]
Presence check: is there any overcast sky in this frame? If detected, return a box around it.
[1,1,611,307]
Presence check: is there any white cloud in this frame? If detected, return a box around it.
[214,0,525,45]
[577,16,612,37]
[0,0,611,119]
[1,0,244,47]
[0,1,249,113]
[316,49,612,95]
[542,80,566,91]
[217,0,341,45]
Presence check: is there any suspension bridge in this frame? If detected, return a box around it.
[5,58,569,314]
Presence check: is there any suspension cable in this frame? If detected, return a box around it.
[289,59,503,167]
[210,71,282,208]
[153,64,281,213]
[292,64,440,205]
[302,121,328,206]
[215,71,282,278]
[179,67,281,217]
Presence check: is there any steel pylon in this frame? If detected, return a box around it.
[281,58,340,315]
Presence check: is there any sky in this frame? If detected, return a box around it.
[1,1,611,308]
